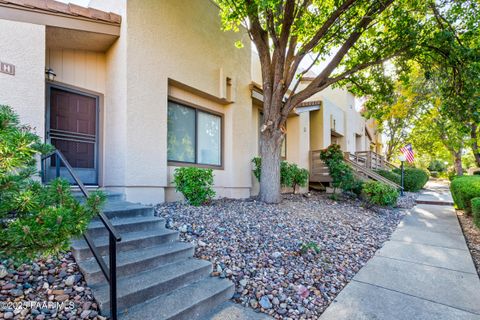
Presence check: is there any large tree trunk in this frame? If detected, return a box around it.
[453,151,463,176]
[259,129,283,203]
[471,124,480,167]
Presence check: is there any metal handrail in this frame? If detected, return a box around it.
[41,150,121,320]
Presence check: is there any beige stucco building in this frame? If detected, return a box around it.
[0,0,382,204]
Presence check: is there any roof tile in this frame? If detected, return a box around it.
[0,0,121,24]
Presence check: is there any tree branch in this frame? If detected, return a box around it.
[285,0,395,112]
[328,51,403,84]
[284,0,358,90]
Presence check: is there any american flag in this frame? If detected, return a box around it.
[400,144,415,163]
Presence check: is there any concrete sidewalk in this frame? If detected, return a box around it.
[416,180,454,205]
[320,183,480,320]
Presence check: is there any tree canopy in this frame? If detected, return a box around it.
[214,0,429,202]
[348,0,480,174]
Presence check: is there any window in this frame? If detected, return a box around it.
[167,100,222,167]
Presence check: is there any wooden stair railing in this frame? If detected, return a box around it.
[309,150,401,189]
[344,152,401,189]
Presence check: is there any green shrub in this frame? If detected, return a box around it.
[375,169,401,185]
[173,167,215,206]
[349,179,364,197]
[472,197,480,228]
[0,105,105,262]
[288,163,309,193]
[300,241,321,255]
[362,181,399,207]
[252,157,309,193]
[252,157,262,182]
[319,144,363,195]
[428,160,447,173]
[450,176,480,215]
[393,167,429,192]
[448,169,458,181]
[280,160,294,188]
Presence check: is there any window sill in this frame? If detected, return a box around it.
[168,161,224,170]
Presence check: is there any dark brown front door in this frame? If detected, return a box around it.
[48,87,98,184]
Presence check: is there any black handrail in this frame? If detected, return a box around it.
[41,150,121,320]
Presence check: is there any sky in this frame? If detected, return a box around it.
[58,0,90,6]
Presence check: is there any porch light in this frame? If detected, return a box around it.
[45,68,56,81]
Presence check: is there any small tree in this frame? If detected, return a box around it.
[320,144,362,196]
[0,105,105,262]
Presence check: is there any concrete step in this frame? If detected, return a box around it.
[72,229,179,261]
[415,199,454,206]
[94,259,213,314]
[74,198,233,319]
[119,277,234,320]
[78,242,195,284]
[102,201,155,219]
[72,189,125,202]
[88,216,166,238]
[204,302,273,320]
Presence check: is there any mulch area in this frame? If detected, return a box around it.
[456,211,480,277]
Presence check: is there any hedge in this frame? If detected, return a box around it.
[450,176,480,215]
[427,160,447,173]
[375,169,401,185]
[392,167,429,192]
[472,197,480,228]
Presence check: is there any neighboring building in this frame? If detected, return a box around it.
[0,0,383,203]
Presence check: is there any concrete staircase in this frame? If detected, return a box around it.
[71,197,234,319]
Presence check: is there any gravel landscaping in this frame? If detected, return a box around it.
[0,191,418,320]
[0,253,103,320]
[457,211,480,277]
[156,191,417,319]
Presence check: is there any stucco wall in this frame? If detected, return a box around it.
[0,19,45,139]
[302,86,372,154]
[286,114,310,170]
[309,109,323,151]
[123,0,252,203]
[102,1,128,194]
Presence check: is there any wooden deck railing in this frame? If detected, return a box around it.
[309,149,400,189]
[344,152,401,189]
[354,151,398,171]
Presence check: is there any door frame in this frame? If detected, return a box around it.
[45,81,102,185]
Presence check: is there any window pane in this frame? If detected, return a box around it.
[167,102,195,163]
[197,111,221,166]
